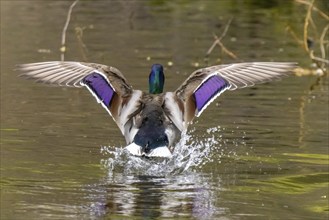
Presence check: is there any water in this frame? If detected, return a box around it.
[1,1,328,219]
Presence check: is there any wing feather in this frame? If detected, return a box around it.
[175,62,297,121]
[17,61,135,128]
[18,61,132,95]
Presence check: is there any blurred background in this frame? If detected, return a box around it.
[1,0,328,219]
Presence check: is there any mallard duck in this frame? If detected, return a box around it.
[18,61,296,157]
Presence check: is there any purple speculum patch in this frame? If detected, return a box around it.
[193,75,229,113]
[82,72,115,107]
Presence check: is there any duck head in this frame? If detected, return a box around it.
[149,64,164,94]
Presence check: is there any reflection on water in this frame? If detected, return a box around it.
[87,171,222,219]
[1,0,328,219]
[86,127,245,218]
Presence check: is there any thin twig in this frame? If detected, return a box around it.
[218,18,233,41]
[311,56,329,65]
[286,26,304,48]
[290,0,328,74]
[308,15,319,40]
[75,27,88,62]
[206,18,233,57]
[213,34,238,60]
[295,0,329,20]
[61,0,79,61]
[303,0,314,53]
[319,24,329,61]
[206,40,218,57]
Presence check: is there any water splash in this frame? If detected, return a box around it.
[100,125,246,177]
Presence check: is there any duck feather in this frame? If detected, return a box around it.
[18,61,297,157]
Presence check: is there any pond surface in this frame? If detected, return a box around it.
[1,1,328,219]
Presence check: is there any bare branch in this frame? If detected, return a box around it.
[311,56,329,65]
[218,18,233,41]
[303,0,314,53]
[206,18,235,58]
[206,38,218,57]
[213,34,238,60]
[286,26,304,48]
[75,27,88,62]
[295,0,329,20]
[61,0,79,61]
[319,24,329,61]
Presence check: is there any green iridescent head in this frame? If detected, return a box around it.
[149,64,164,94]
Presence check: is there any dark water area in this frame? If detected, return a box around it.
[1,1,328,219]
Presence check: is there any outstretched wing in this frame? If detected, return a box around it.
[175,62,297,122]
[17,61,138,127]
